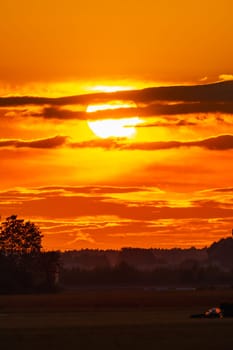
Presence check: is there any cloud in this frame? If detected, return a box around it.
[193,135,233,150]
[70,134,233,151]
[30,107,87,120]
[70,138,122,150]
[1,187,233,222]
[12,185,150,196]
[191,199,231,209]
[0,135,67,149]
[135,119,197,128]
[1,134,233,152]
[66,232,96,245]
[1,185,233,249]
[211,187,233,193]
[92,101,233,118]
[219,74,233,81]
[1,81,233,120]
[4,102,233,123]
[0,186,159,209]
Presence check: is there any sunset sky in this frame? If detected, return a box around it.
[0,0,233,250]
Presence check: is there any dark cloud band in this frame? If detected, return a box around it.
[0,134,233,151]
[71,134,233,151]
[1,81,233,120]
[0,135,67,149]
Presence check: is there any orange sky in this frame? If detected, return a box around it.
[0,1,233,250]
[1,0,233,87]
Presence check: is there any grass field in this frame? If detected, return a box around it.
[0,288,232,349]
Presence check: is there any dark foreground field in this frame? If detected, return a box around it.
[0,288,233,349]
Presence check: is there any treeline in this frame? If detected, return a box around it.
[61,247,208,271]
[61,237,233,272]
[60,261,233,288]
[1,215,233,293]
[60,237,233,288]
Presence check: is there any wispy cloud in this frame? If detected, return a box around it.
[30,107,87,120]
[71,134,233,151]
[219,74,233,81]
[1,186,233,221]
[1,134,232,151]
[0,185,233,249]
[0,135,67,149]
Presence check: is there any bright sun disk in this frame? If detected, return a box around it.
[86,101,142,138]
[87,117,142,139]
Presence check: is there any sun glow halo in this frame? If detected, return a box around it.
[86,102,136,113]
[90,85,134,93]
[86,101,142,139]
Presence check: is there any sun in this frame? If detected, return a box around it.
[87,117,142,139]
[86,102,142,139]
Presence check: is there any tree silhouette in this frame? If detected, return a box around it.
[207,236,233,269]
[0,216,61,293]
[0,215,43,255]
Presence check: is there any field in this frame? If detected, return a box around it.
[0,288,233,349]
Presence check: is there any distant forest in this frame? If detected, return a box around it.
[0,215,232,293]
[60,237,233,288]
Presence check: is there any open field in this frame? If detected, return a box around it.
[0,289,232,349]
